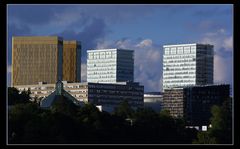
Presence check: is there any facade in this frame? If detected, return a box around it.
[87,49,134,83]
[15,81,144,112]
[184,84,230,126]
[12,36,63,86]
[144,92,163,112]
[63,40,81,82]
[163,84,230,126]
[163,88,184,117]
[162,43,214,91]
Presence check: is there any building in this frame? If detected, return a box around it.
[40,80,82,108]
[163,88,185,117]
[162,43,214,91]
[184,84,230,126]
[163,84,230,126]
[12,36,63,86]
[144,92,163,112]
[87,49,134,83]
[63,40,81,82]
[15,81,144,113]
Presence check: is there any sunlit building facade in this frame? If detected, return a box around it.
[63,40,81,82]
[163,43,214,91]
[12,36,63,86]
[87,49,134,83]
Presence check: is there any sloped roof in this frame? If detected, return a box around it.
[40,80,83,108]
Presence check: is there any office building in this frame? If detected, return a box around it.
[12,36,63,86]
[15,81,144,113]
[163,43,214,91]
[163,84,230,126]
[87,49,134,83]
[144,92,163,112]
[63,40,81,82]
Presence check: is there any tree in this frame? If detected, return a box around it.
[50,95,79,116]
[8,87,31,105]
[193,100,232,144]
[113,100,134,119]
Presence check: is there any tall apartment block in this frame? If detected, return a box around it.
[87,49,134,83]
[63,40,81,82]
[162,43,214,91]
[12,36,63,86]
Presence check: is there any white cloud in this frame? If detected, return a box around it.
[214,54,232,84]
[136,39,153,48]
[81,63,87,82]
[223,36,233,50]
[200,28,233,52]
[200,28,233,85]
[7,64,12,73]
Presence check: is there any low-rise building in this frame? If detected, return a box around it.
[144,92,163,112]
[15,81,144,113]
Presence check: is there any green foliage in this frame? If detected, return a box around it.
[8,98,199,144]
[50,95,79,116]
[113,100,134,119]
[8,87,31,105]
[193,99,232,144]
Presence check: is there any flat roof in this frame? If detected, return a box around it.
[163,43,213,48]
[87,48,133,53]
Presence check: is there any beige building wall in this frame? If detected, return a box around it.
[12,36,63,86]
[63,40,80,82]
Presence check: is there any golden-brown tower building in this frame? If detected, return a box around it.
[12,36,63,86]
[63,40,81,82]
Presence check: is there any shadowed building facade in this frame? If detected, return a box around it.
[63,40,81,82]
[12,36,63,86]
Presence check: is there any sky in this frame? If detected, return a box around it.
[7,4,233,93]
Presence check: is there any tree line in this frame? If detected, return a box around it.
[8,87,232,144]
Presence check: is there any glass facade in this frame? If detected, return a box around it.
[163,43,213,91]
[62,40,81,82]
[12,36,63,86]
[87,49,134,83]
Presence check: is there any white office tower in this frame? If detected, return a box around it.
[163,43,213,91]
[87,49,134,83]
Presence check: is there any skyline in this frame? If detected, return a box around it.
[7,4,233,92]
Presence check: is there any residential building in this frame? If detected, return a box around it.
[63,40,81,82]
[162,43,214,91]
[87,49,134,83]
[12,36,63,86]
[163,84,230,126]
[144,92,163,112]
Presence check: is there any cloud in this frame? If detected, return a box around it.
[223,36,233,50]
[136,39,153,48]
[81,63,87,82]
[7,65,12,87]
[200,28,233,53]
[199,28,233,87]
[56,18,110,62]
[214,54,233,84]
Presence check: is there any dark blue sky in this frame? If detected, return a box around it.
[7,4,233,93]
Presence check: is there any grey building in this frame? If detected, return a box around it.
[163,43,214,91]
[87,49,134,83]
[163,84,230,126]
